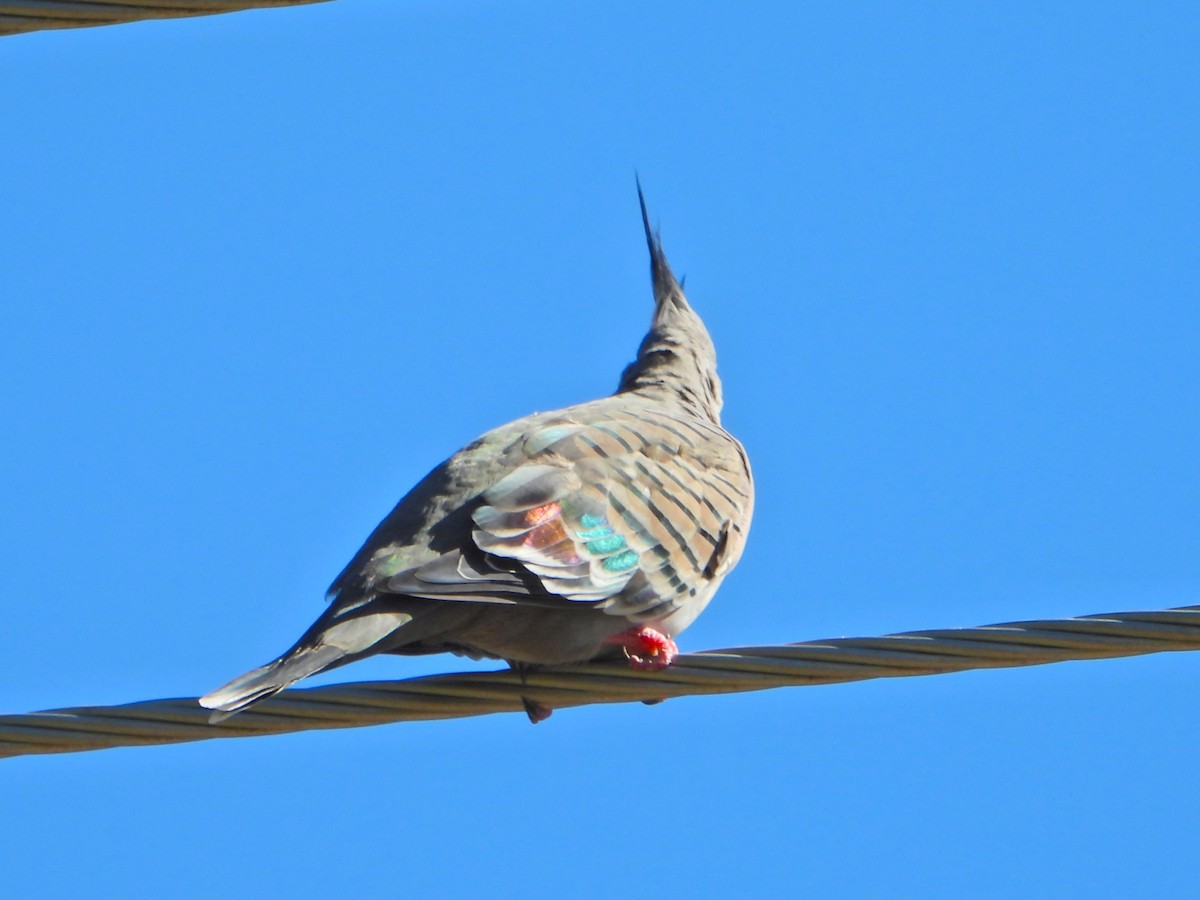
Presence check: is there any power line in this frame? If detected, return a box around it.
[0,0,328,37]
[3,604,1197,759]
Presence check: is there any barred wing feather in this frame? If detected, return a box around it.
[382,412,750,621]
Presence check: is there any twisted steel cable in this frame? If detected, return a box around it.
[2,604,1198,759]
[0,0,327,36]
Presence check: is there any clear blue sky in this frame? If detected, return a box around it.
[4,2,1199,896]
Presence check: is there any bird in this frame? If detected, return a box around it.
[200,186,753,723]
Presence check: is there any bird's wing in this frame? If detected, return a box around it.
[379,411,751,620]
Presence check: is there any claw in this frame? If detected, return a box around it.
[522,697,553,724]
[511,661,553,724]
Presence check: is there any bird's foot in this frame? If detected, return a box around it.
[522,697,553,724]
[510,661,553,724]
[607,626,678,671]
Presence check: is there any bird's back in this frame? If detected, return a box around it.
[325,387,751,663]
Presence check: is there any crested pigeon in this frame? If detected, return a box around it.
[200,188,753,722]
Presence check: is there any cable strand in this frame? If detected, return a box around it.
[2,604,1198,759]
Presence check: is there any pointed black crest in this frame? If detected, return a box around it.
[619,180,723,422]
[636,176,678,304]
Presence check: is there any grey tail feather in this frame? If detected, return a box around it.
[199,605,417,723]
[635,177,681,303]
[199,643,349,723]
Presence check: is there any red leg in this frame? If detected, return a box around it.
[605,626,679,671]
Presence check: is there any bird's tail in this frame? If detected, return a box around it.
[199,607,414,722]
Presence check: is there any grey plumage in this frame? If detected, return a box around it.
[200,188,753,721]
